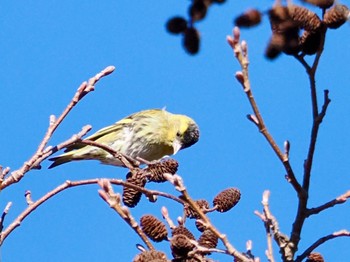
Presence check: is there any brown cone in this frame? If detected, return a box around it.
[146,158,179,183]
[171,234,195,259]
[133,250,168,262]
[172,225,196,240]
[306,252,325,262]
[123,170,147,207]
[213,188,241,212]
[140,215,168,242]
[234,9,262,28]
[324,4,350,29]
[300,30,322,55]
[183,27,200,55]
[198,229,218,254]
[288,5,322,31]
[184,199,210,219]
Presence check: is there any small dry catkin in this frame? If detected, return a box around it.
[140,215,168,242]
[213,188,241,212]
[234,9,262,28]
[166,17,188,34]
[183,27,200,55]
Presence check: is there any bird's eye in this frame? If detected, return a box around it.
[176,131,181,137]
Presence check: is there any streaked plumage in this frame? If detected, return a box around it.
[48,109,199,168]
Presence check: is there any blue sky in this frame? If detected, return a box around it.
[1,1,350,261]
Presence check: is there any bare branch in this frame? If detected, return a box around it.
[98,179,154,250]
[0,66,115,191]
[0,179,100,245]
[227,27,302,196]
[307,190,350,216]
[295,230,350,262]
[166,173,253,262]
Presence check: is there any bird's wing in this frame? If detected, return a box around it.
[64,117,134,152]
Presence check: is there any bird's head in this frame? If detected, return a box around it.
[172,115,200,154]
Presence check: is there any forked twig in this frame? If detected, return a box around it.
[227,27,302,196]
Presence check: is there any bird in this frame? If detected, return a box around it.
[48,109,199,168]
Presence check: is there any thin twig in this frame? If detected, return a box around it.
[98,179,154,250]
[0,179,100,245]
[80,139,140,169]
[295,230,350,262]
[0,66,115,191]
[307,190,350,216]
[290,24,329,252]
[227,27,302,196]
[0,202,12,232]
[0,177,183,246]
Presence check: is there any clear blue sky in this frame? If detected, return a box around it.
[1,1,349,261]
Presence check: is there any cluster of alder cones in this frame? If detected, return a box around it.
[120,158,242,261]
[166,0,349,56]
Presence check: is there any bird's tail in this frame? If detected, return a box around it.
[48,153,74,169]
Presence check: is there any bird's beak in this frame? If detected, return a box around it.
[172,139,182,155]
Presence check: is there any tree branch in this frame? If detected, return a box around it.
[227,27,302,196]
[0,66,115,191]
[295,230,350,262]
[98,179,154,250]
[165,173,253,262]
[307,190,350,216]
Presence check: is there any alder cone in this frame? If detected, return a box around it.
[123,170,147,207]
[213,188,241,212]
[306,252,325,262]
[140,215,168,242]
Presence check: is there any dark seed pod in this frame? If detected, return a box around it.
[287,5,322,31]
[123,170,147,207]
[306,252,325,262]
[324,4,350,29]
[213,188,241,212]
[184,199,210,219]
[146,158,179,183]
[166,16,188,34]
[189,0,209,22]
[234,9,262,28]
[133,250,168,262]
[172,225,196,240]
[140,215,168,242]
[171,234,195,259]
[198,230,218,253]
[195,219,206,232]
[183,27,200,55]
[281,25,301,55]
[300,30,322,55]
[302,0,334,9]
[265,33,284,59]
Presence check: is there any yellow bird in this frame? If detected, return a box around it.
[48,109,199,168]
